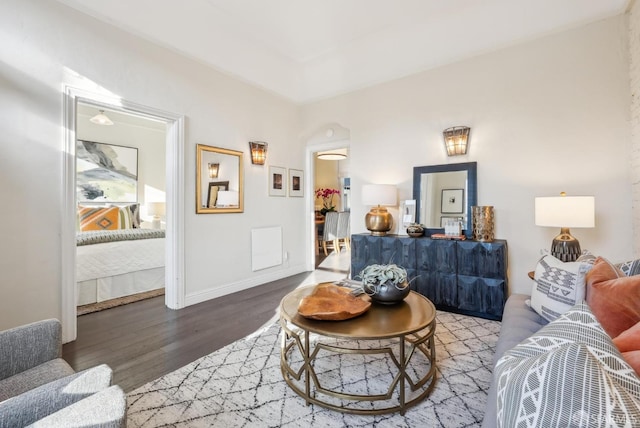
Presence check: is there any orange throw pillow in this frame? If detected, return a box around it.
[78,206,120,231]
[586,257,640,338]
[614,321,640,353]
[620,350,640,377]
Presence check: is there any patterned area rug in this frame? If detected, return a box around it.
[127,311,500,427]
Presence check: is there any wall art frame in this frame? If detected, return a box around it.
[76,140,138,203]
[269,166,286,197]
[441,188,464,214]
[288,168,304,197]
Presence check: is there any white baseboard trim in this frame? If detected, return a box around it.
[184,263,307,307]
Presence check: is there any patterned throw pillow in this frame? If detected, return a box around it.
[495,302,640,428]
[78,206,120,231]
[529,255,594,322]
[113,204,141,229]
[618,259,640,277]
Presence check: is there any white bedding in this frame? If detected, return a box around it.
[76,237,165,304]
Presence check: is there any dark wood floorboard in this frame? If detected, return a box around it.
[63,253,335,393]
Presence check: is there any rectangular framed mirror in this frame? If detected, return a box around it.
[196,144,243,213]
[412,162,477,237]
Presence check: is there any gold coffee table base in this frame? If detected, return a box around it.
[279,285,437,415]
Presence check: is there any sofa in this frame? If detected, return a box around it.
[482,294,547,428]
[482,255,640,428]
[0,319,126,428]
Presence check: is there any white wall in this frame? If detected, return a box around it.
[301,16,632,295]
[630,0,640,257]
[0,0,304,330]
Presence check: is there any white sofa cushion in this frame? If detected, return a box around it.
[494,302,640,428]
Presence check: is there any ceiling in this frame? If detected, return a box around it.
[56,0,629,104]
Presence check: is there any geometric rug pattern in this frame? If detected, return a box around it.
[127,311,500,427]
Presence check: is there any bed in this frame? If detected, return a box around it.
[76,216,165,306]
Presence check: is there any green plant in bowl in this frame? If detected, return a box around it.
[356,264,412,304]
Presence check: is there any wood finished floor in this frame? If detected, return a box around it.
[62,254,334,393]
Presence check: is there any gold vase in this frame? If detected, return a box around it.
[472,206,494,242]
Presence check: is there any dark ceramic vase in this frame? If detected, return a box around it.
[364,281,410,305]
[406,224,424,237]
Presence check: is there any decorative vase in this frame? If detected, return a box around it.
[472,206,494,242]
[406,224,424,237]
[363,280,411,305]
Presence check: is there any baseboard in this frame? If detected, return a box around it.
[184,263,307,307]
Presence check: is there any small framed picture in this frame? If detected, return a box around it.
[441,189,464,214]
[288,169,304,197]
[269,166,286,197]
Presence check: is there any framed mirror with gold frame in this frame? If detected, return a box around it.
[196,144,243,213]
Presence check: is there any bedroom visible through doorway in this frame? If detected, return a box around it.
[75,103,168,315]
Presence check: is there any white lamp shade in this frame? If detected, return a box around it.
[216,190,239,207]
[147,202,166,217]
[362,184,397,206]
[535,196,595,228]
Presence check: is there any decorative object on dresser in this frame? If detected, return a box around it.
[356,263,412,304]
[406,223,424,237]
[472,205,495,242]
[362,184,397,236]
[351,233,508,320]
[534,192,595,262]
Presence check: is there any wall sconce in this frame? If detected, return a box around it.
[90,110,114,126]
[443,126,470,156]
[208,163,219,178]
[249,141,268,165]
[535,192,595,262]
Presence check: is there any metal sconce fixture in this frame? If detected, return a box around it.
[249,141,268,165]
[208,163,219,179]
[443,126,470,156]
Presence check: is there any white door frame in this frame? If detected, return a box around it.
[304,127,350,271]
[62,86,185,343]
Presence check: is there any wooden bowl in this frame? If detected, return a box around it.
[297,284,371,321]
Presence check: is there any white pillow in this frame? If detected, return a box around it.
[495,302,640,428]
[529,254,593,321]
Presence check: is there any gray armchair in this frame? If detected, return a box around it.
[0,319,126,428]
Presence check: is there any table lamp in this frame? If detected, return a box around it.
[362,184,397,236]
[534,193,595,262]
[147,202,166,229]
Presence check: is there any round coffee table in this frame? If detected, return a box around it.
[279,284,437,415]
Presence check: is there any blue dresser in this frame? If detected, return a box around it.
[351,234,508,320]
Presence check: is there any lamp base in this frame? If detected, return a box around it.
[551,227,581,262]
[365,206,393,236]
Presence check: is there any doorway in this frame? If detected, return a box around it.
[75,103,167,314]
[61,87,185,343]
[304,123,351,272]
